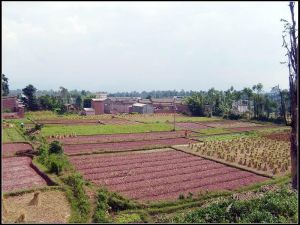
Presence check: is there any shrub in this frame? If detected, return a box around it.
[166,187,298,223]
[178,193,185,200]
[37,144,49,165]
[93,188,111,223]
[63,173,90,222]
[107,192,137,211]
[48,154,69,175]
[49,140,63,154]
[115,213,142,223]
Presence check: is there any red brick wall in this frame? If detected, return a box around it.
[92,100,104,115]
[2,97,17,111]
[17,107,25,118]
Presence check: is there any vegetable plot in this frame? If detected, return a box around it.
[2,157,48,192]
[69,149,267,201]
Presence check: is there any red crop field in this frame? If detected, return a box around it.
[2,143,33,157]
[69,149,267,201]
[263,132,290,142]
[64,138,197,155]
[2,157,48,192]
[48,130,196,144]
[176,122,211,131]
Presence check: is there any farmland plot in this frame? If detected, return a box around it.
[63,138,197,155]
[34,117,139,126]
[2,157,48,192]
[2,143,33,157]
[69,149,267,201]
[48,130,197,144]
[175,122,211,131]
[201,121,263,128]
[187,137,291,176]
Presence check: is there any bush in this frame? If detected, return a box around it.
[107,192,137,211]
[228,113,242,120]
[63,173,90,222]
[48,154,69,175]
[178,193,185,200]
[115,213,142,223]
[93,188,111,223]
[166,187,298,223]
[37,144,49,165]
[49,140,63,154]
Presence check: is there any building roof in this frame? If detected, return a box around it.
[133,103,146,107]
[83,108,95,112]
[92,98,107,101]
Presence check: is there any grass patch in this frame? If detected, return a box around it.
[2,127,27,143]
[41,123,173,137]
[202,131,258,141]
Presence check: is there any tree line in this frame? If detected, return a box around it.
[184,84,290,124]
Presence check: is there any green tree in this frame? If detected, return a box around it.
[185,93,205,116]
[2,74,9,96]
[22,84,39,111]
[75,96,83,109]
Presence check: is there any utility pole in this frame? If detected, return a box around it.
[173,97,176,131]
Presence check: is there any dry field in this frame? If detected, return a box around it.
[69,148,267,202]
[2,143,33,157]
[187,137,291,177]
[2,190,71,223]
[63,138,197,155]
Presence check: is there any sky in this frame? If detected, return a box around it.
[2,1,298,93]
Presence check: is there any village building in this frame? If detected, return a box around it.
[82,107,95,116]
[91,98,106,114]
[2,96,25,119]
[104,97,140,114]
[130,103,154,114]
[232,100,251,114]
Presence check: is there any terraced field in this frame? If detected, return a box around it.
[3,157,48,192]
[2,143,33,157]
[47,130,197,144]
[63,138,197,155]
[69,149,268,201]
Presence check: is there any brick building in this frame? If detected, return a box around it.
[2,96,25,118]
[91,98,105,114]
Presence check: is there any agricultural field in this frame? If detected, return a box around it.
[69,149,267,202]
[2,157,48,192]
[63,138,197,155]
[182,137,290,177]
[1,111,294,223]
[200,121,263,128]
[47,130,197,144]
[2,127,26,143]
[175,122,210,131]
[117,113,221,124]
[32,117,140,126]
[2,143,33,157]
[2,190,71,223]
[40,123,173,137]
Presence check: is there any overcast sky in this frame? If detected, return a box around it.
[2,1,298,92]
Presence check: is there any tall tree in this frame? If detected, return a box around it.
[281,1,298,189]
[2,74,9,96]
[75,96,83,109]
[22,84,39,111]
